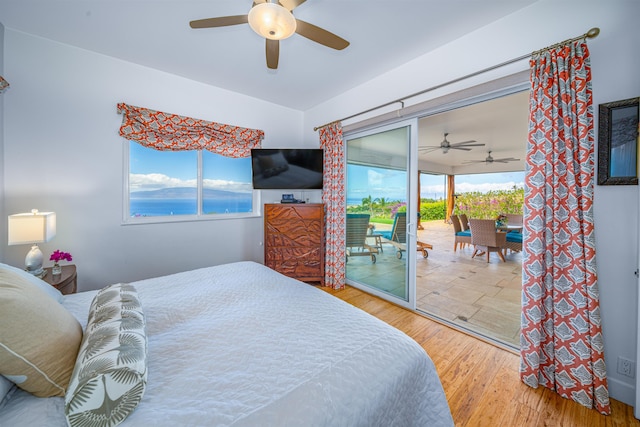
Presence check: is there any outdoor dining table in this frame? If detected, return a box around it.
[497,224,523,233]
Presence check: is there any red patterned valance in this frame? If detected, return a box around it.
[0,76,9,93]
[117,103,264,157]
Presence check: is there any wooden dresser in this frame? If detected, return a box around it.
[264,203,325,285]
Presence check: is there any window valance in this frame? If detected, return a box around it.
[117,103,264,158]
[0,76,9,93]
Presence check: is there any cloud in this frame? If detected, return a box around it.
[202,178,253,193]
[130,173,252,193]
[366,169,385,186]
[130,173,194,191]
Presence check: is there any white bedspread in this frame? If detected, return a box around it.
[0,261,453,426]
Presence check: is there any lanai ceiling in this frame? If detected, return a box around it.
[417,90,529,174]
[347,90,530,174]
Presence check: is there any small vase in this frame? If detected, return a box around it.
[52,263,62,275]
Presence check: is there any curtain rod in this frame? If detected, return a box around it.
[314,27,600,131]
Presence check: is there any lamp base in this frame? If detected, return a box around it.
[25,244,45,278]
[26,268,47,278]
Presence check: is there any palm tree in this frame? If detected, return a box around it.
[361,195,373,215]
[377,197,389,215]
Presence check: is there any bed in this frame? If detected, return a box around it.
[0,261,453,426]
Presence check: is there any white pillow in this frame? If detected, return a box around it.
[0,262,64,303]
[65,283,147,427]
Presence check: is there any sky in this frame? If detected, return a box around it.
[129,142,253,193]
[347,164,524,203]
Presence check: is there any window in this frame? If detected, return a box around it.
[126,142,257,222]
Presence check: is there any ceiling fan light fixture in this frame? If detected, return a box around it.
[248,2,297,40]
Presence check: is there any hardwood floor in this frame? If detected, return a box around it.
[322,285,639,427]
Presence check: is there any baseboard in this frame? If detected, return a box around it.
[608,376,635,408]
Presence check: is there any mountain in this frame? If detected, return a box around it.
[131,187,250,200]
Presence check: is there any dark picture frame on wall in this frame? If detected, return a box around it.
[597,97,639,185]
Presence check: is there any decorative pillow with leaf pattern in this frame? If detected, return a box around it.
[65,283,147,427]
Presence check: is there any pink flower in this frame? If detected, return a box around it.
[50,250,73,263]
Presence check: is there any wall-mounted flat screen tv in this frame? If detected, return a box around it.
[251,149,324,190]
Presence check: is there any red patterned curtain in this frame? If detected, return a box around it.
[320,122,346,289]
[0,76,9,93]
[117,103,264,157]
[520,40,610,414]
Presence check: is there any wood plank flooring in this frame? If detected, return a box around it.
[322,285,639,427]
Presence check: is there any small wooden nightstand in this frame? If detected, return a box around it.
[42,264,77,295]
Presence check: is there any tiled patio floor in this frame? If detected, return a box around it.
[346,219,522,349]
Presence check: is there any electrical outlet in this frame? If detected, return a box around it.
[617,357,635,378]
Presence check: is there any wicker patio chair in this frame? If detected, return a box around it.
[504,230,523,254]
[505,214,523,228]
[459,213,470,231]
[450,214,471,252]
[469,219,507,262]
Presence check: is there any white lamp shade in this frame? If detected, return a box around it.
[8,210,57,245]
[248,2,297,40]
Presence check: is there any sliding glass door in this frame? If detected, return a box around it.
[344,120,418,309]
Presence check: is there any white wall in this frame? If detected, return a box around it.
[0,23,5,262]
[304,0,640,406]
[2,30,304,290]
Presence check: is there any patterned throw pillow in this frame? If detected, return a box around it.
[65,283,147,427]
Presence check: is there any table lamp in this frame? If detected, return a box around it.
[8,209,56,278]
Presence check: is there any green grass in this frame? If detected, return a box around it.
[371,217,393,225]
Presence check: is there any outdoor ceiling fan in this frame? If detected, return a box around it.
[189,0,350,70]
[418,133,485,154]
[463,151,521,164]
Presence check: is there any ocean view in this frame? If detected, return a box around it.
[346,197,406,206]
[130,197,253,217]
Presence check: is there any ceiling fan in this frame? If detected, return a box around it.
[463,151,521,164]
[418,133,485,154]
[189,0,350,70]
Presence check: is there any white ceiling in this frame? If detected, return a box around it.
[0,0,537,111]
[0,0,534,172]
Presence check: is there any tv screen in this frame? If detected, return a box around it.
[251,149,324,190]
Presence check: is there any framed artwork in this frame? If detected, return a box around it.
[597,97,639,185]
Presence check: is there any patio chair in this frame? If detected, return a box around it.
[505,214,523,228]
[379,212,407,259]
[450,214,471,252]
[504,230,523,254]
[469,219,507,263]
[346,213,378,263]
[459,213,470,231]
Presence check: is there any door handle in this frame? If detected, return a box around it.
[407,222,417,237]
